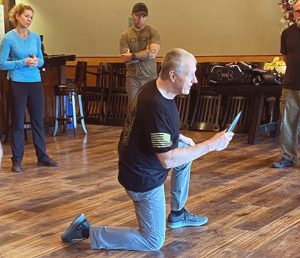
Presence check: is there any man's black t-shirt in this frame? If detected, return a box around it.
[281,24,300,90]
[118,80,180,192]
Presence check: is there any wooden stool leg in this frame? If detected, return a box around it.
[78,95,87,134]
[53,95,59,136]
[71,94,77,135]
[62,96,68,133]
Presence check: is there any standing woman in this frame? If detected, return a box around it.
[0,3,59,172]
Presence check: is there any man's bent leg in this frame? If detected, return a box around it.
[170,141,192,211]
[90,185,166,251]
[168,141,208,228]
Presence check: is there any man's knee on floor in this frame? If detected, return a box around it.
[144,232,165,251]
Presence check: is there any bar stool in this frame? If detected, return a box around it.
[53,85,87,136]
[53,61,88,136]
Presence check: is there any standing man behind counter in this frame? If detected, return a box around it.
[120,2,160,103]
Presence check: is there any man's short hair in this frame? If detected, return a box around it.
[159,48,196,80]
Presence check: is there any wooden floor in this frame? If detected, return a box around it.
[0,125,299,258]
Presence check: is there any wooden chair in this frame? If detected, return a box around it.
[84,63,112,124]
[186,63,212,129]
[190,94,222,131]
[190,63,222,132]
[106,63,128,126]
[221,95,252,133]
[175,94,191,129]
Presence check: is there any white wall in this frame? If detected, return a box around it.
[16,0,283,57]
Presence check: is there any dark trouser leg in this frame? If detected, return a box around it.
[27,83,48,161]
[10,82,29,162]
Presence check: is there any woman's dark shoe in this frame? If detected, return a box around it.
[37,158,59,167]
[11,161,23,173]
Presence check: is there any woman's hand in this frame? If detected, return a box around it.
[25,55,39,66]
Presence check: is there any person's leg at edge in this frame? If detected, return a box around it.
[90,185,166,251]
[280,89,300,163]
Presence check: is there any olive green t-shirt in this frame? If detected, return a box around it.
[120,25,160,80]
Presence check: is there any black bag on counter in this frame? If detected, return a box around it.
[252,69,282,85]
[208,62,253,85]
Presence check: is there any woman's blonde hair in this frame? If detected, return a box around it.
[8,3,34,27]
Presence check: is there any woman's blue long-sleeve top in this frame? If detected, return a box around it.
[0,29,44,82]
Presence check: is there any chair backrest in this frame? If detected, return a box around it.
[105,63,128,125]
[74,61,87,91]
[82,63,112,125]
[221,95,251,133]
[108,63,126,90]
[196,62,211,86]
[190,94,222,131]
[175,94,191,129]
[84,62,128,126]
[96,63,112,89]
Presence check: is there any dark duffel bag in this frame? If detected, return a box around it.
[208,62,253,85]
[252,69,282,85]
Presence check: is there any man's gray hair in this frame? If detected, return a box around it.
[159,48,196,80]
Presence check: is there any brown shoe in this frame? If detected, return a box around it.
[12,161,23,173]
[37,158,59,167]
